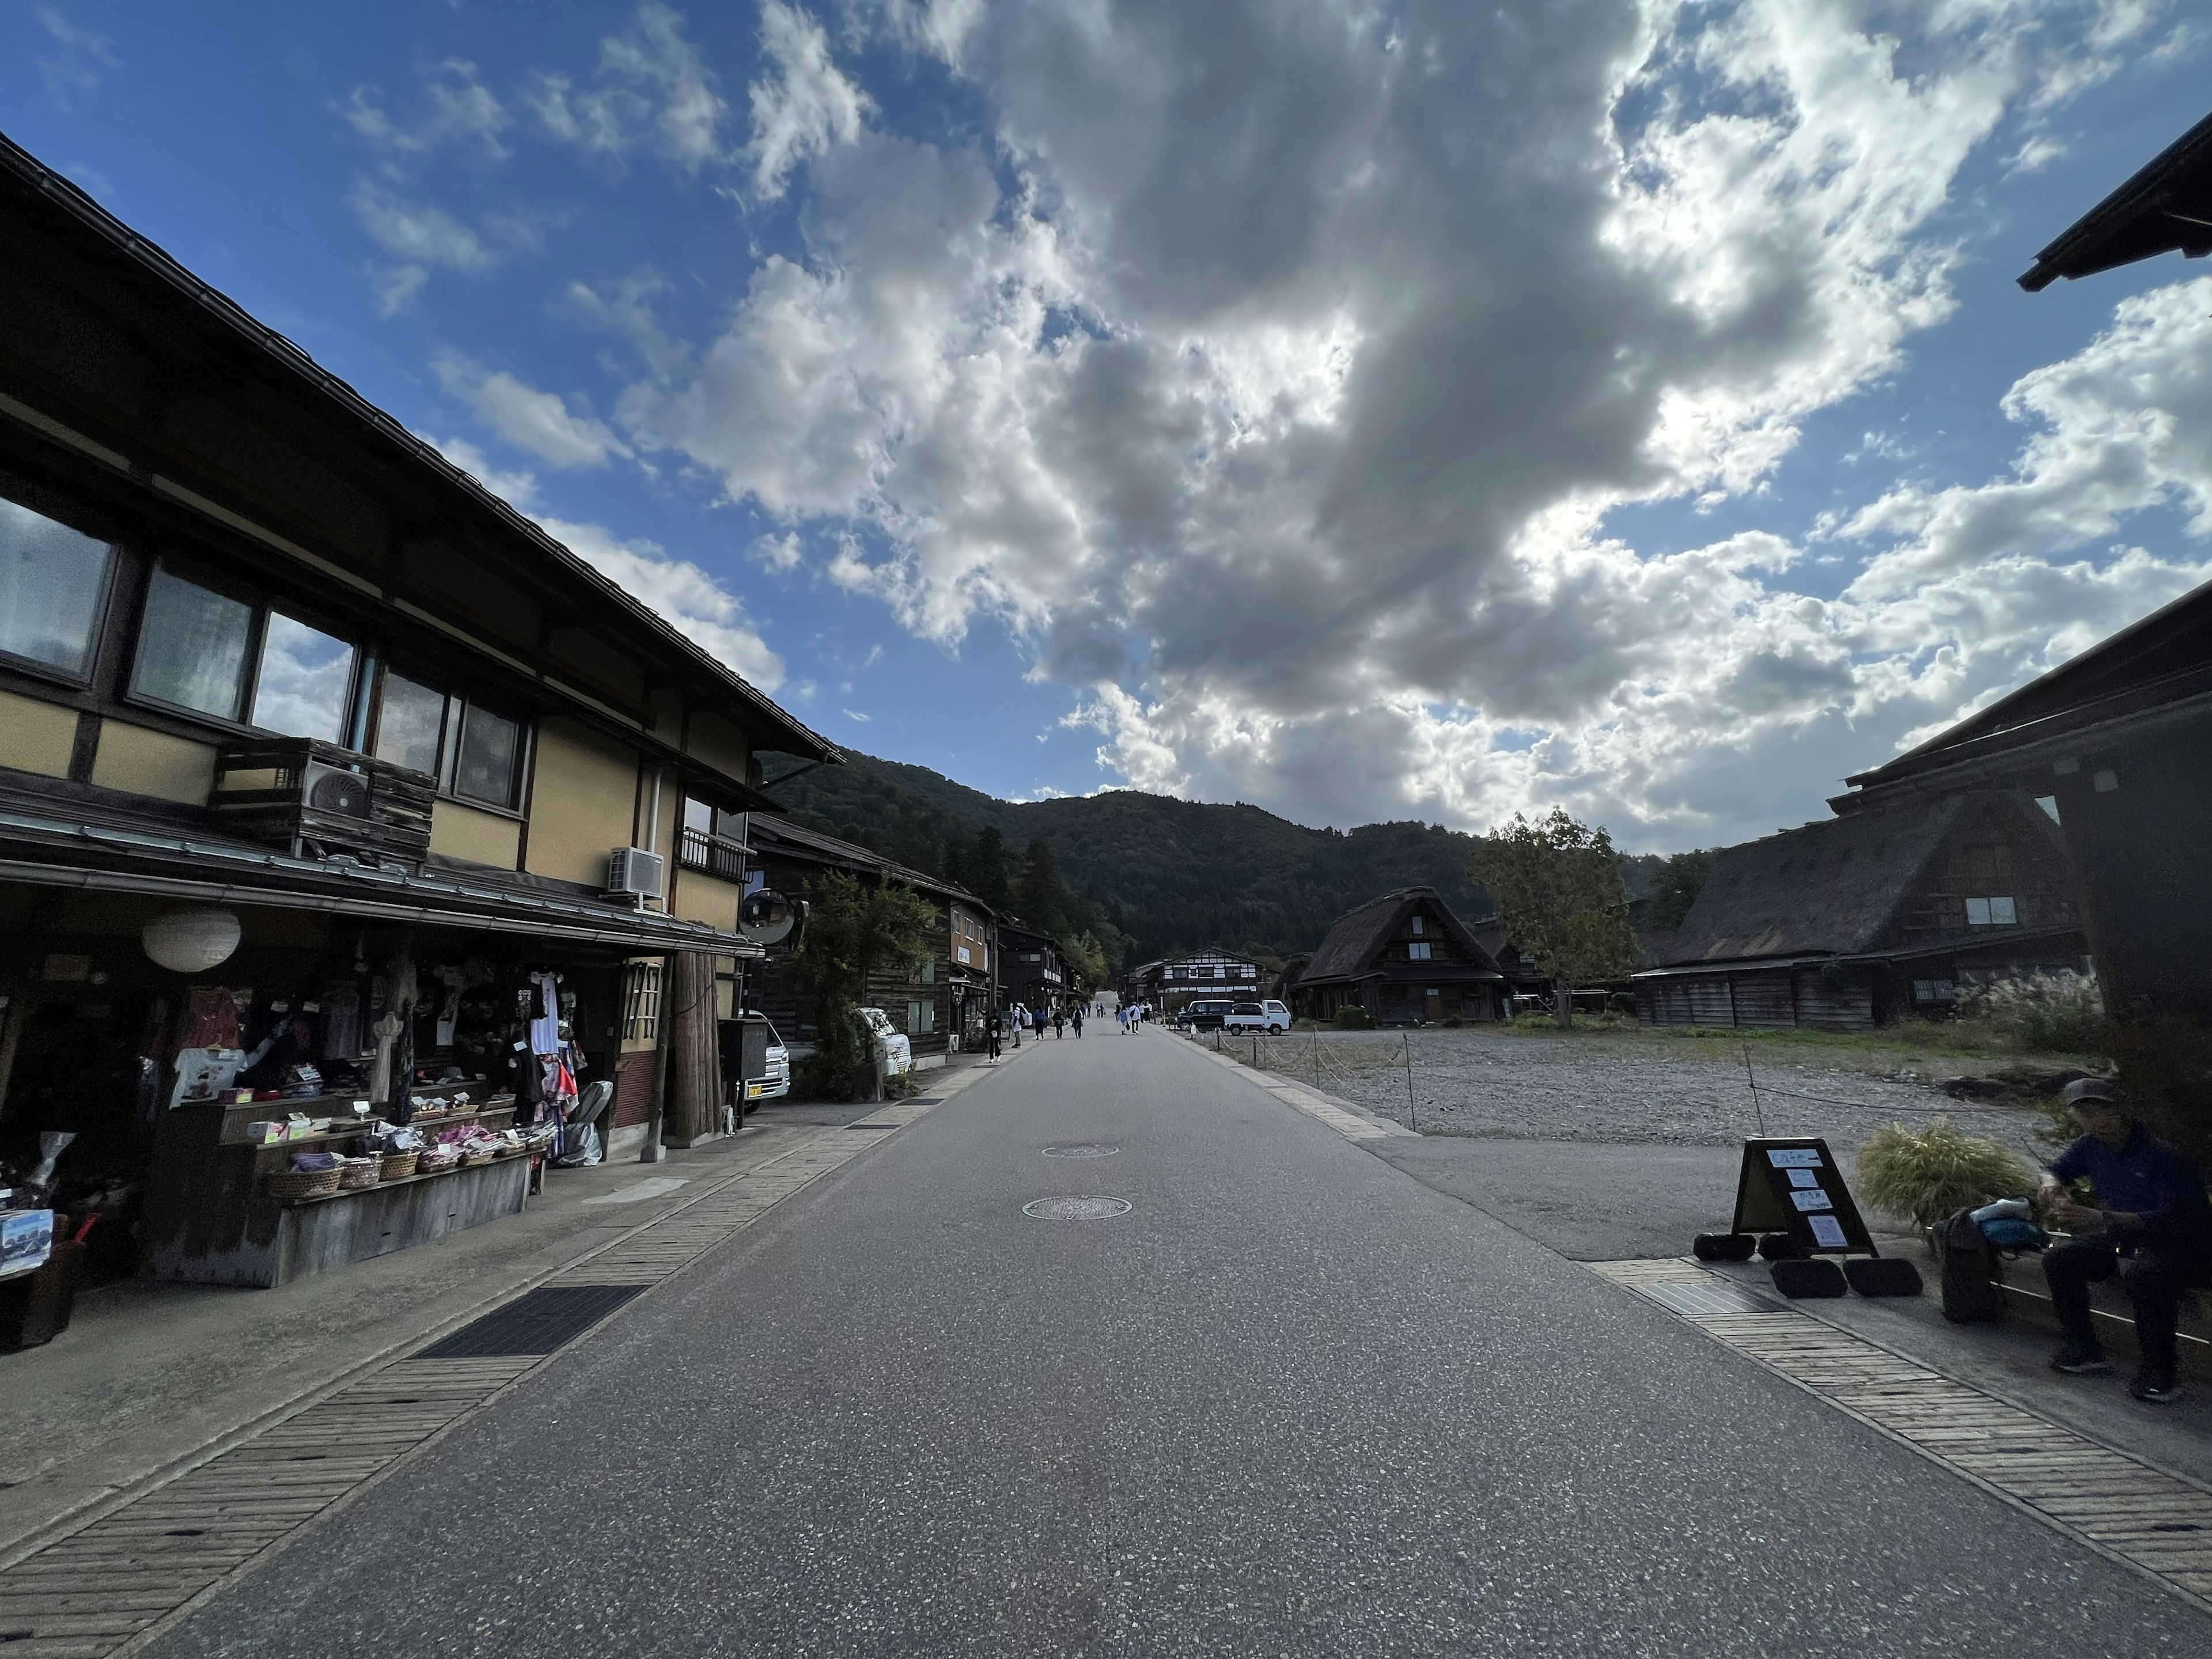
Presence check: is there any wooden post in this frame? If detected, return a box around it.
[640,954,674,1163]
[1403,1031,1417,1132]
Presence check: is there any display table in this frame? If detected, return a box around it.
[140,1096,527,1287]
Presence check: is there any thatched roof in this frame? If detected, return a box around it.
[1298,886,1501,986]
[1653,798,1967,966]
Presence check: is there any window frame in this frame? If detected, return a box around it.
[366,660,533,817]
[0,489,122,689]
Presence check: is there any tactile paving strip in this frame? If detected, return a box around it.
[1592,1257,2212,1614]
[0,1119,930,1657]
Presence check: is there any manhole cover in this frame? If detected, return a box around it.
[1041,1144,1119,1159]
[1023,1196,1132,1220]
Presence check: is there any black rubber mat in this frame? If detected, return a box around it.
[416,1284,648,1358]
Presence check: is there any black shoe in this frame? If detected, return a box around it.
[2049,1346,2112,1374]
[2130,1368,2182,1404]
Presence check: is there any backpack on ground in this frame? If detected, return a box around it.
[1938,1208,2004,1324]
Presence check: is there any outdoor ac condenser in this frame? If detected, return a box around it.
[605,846,665,900]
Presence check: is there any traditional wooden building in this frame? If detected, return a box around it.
[1124,948,1266,1014]
[1634,793,2089,1029]
[997,921,1066,1014]
[743,815,995,1066]
[0,134,835,1285]
[1294,887,1505,1024]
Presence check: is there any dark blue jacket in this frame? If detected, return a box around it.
[2048,1126,2212,1251]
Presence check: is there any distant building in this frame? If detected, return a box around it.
[1125,949,1266,1013]
[998,921,1067,1012]
[1633,793,2089,1030]
[1294,887,1505,1025]
[744,815,995,1065]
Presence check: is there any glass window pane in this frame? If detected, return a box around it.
[0,495,111,675]
[374,672,446,777]
[250,611,356,742]
[132,566,253,720]
[454,703,521,806]
[684,797,712,834]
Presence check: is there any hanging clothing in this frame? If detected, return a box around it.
[319,983,362,1060]
[177,988,240,1055]
[528,971,562,1055]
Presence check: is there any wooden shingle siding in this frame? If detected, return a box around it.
[1729,971,1796,1028]
[1792,968,1874,1031]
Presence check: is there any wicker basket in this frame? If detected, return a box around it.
[458,1147,497,1168]
[377,1150,420,1181]
[416,1147,460,1173]
[336,1157,381,1191]
[267,1166,343,1202]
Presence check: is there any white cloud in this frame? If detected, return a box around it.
[842,707,872,722]
[417,433,541,508]
[340,61,510,160]
[434,353,632,469]
[529,2,728,171]
[35,5,118,110]
[743,1,874,199]
[436,1,2198,845]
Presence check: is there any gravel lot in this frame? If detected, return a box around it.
[1211,1026,2054,1163]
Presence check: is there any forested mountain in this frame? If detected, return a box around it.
[766,748,1666,971]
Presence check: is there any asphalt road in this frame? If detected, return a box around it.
[147,1029,2206,1656]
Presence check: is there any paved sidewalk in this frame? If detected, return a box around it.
[0,1047,1012,1565]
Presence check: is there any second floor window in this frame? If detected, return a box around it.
[1964,896,2017,926]
[1408,941,1433,960]
[0,493,113,678]
[369,666,525,809]
[131,562,360,741]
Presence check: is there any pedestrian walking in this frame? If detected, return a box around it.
[1071,1005,1084,1038]
[986,1009,1002,1062]
[1053,1007,1066,1039]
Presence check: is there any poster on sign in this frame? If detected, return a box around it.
[1729,1137,1878,1256]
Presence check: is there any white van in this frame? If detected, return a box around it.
[1222,999,1292,1035]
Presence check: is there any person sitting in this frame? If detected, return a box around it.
[2040,1078,2212,1404]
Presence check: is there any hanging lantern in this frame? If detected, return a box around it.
[142,907,242,974]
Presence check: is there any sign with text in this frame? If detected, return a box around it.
[1729,1138,1877,1256]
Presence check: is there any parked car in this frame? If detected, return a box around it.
[1178,999,1237,1031]
[1223,1000,1292,1035]
[741,1013,791,1101]
[857,1007,913,1076]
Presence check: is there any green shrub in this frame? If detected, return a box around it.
[1855,1118,2036,1236]
[1333,1005,1374,1029]
[1953,970,2103,1053]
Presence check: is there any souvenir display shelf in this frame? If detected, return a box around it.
[139,1094,530,1288]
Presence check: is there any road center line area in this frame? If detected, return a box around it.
[16,1033,2211,1658]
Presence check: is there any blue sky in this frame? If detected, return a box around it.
[5,2,2209,848]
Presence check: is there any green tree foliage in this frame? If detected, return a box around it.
[1469,809,1637,1028]
[787,871,940,1099]
[1641,848,1717,934]
[1014,838,1070,938]
[771,749,1503,963]
[970,826,1012,910]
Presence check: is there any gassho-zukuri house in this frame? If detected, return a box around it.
[1293,887,1506,1025]
[1633,792,2089,1030]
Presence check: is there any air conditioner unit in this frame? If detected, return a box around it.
[605,847,665,900]
[301,759,371,817]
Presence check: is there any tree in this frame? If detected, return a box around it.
[788,871,940,1098]
[1641,848,1717,934]
[969,826,1012,910]
[1470,809,1637,1028]
[1014,838,1070,939]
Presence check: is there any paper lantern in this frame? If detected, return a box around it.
[142,907,242,974]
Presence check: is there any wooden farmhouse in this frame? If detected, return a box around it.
[1839,580,2212,1020]
[1293,887,1505,1025]
[1633,793,2089,1030]
[998,921,1069,1013]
